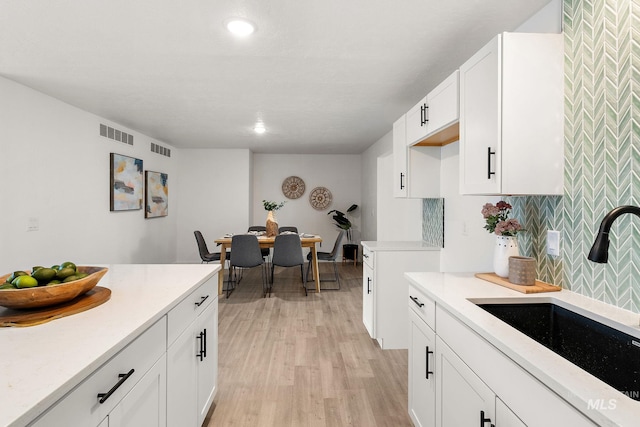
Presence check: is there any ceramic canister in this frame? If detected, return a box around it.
[508,256,536,286]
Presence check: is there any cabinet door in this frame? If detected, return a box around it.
[406,96,429,145]
[436,337,495,427]
[109,354,167,427]
[408,310,436,427]
[362,263,374,337]
[197,299,218,426]
[393,115,408,197]
[496,397,527,427]
[426,70,459,135]
[167,322,198,427]
[459,34,501,195]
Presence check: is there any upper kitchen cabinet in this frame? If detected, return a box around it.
[393,114,441,199]
[459,32,563,195]
[406,70,460,147]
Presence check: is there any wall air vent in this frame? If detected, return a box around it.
[150,142,171,158]
[100,123,134,145]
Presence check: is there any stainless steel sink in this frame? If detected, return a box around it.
[471,299,640,401]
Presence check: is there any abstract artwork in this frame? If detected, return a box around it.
[110,153,143,211]
[145,170,168,218]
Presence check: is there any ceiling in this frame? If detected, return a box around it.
[0,0,551,154]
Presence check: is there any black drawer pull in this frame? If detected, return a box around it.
[195,295,209,307]
[400,172,405,190]
[367,277,372,294]
[410,295,424,307]
[97,369,135,404]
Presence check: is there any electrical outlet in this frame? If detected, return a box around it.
[27,217,39,232]
[547,230,560,256]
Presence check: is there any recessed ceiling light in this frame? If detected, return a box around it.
[226,18,256,37]
[254,122,266,134]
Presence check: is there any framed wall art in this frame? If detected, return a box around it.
[145,170,168,218]
[110,153,143,211]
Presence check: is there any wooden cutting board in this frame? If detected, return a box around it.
[0,286,111,327]
[475,273,561,294]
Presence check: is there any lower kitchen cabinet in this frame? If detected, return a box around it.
[29,319,167,427]
[362,242,440,349]
[167,278,218,427]
[434,305,597,427]
[362,259,374,337]
[435,336,496,427]
[105,354,167,427]
[408,309,436,427]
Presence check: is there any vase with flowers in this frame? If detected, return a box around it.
[263,200,286,237]
[481,201,524,277]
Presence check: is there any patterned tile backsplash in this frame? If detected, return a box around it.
[422,198,444,247]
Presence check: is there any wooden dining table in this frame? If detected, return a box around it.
[214,234,323,295]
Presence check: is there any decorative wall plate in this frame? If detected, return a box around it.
[309,186,332,210]
[282,176,306,199]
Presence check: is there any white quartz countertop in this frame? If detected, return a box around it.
[0,263,220,427]
[361,240,441,251]
[405,271,640,427]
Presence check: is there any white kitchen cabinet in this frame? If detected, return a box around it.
[496,398,527,427]
[107,354,167,427]
[435,305,597,427]
[30,319,167,427]
[408,307,436,427]
[435,336,495,427]
[393,115,409,197]
[167,276,218,427]
[406,96,428,146]
[392,115,441,199]
[459,32,563,195]
[361,242,439,349]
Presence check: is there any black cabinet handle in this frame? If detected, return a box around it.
[410,295,424,307]
[363,253,369,259]
[196,331,205,361]
[195,295,209,307]
[480,410,495,427]
[400,172,405,190]
[97,369,135,404]
[203,328,207,358]
[420,103,429,126]
[425,346,434,379]
[487,147,496,179]
[367,277,372,294]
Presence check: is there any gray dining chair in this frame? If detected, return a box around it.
[229,234,268,298]
[194,230,230,264]
[248,225,271,259]
[271,234,306,296]
[306,230,345,290]
[278,226,298,234]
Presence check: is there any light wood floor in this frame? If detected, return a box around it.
[204,262,412,427]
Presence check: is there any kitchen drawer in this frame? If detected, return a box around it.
[167,276,216,346]
[408,283,435,330]
[30,318,167,427]
[362,245,374,269]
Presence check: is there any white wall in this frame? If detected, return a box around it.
[0,76,178,272]
[252,154,361,257]
[376,153,422,241]
[360,130,394,241]
[175,149,251,263]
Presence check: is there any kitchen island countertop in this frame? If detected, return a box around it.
[0,263,219,427]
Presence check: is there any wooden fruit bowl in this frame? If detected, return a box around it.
[0,266,108,310]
